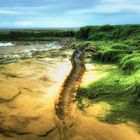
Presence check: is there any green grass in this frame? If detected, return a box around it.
[77,66,140,126]
[92,49,132,63]
[74,38,140,123]
[77,25,140,40]
[110,44,130,50]
[71,28,140,127]
[120,53,140,74]
[0,29,77,41]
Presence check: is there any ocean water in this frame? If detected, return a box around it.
[0,42,63,59]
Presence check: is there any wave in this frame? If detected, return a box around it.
[0,42,15,47]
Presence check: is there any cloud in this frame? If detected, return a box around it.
[67,0,140,15]
[0,0,139,27]
[14,21,33,26]
[0,5,57,15]
[0,9,18,14]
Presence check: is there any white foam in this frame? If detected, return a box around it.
[0,42,15,47]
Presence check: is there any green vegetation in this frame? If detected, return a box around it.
[0,29,77,41]
[77,25,140,40]
[120,53,140,74]
[93,49,132,63]
[74,24,140,127]
[77,66,140,125]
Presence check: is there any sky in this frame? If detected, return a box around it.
[0,0,140,28]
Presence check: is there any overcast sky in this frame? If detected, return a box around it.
[0,0,140,28]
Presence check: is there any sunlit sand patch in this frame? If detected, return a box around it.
[83,102,111,118]
[80,63,112,87]
[74,113,140,140]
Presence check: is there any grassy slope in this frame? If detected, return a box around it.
[77,65,140,125]
[71,25,140,128]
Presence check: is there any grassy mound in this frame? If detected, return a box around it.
[73,24,140,127]
[77,67,140,124]
[92,49,132,62]
[120,53,140,74]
